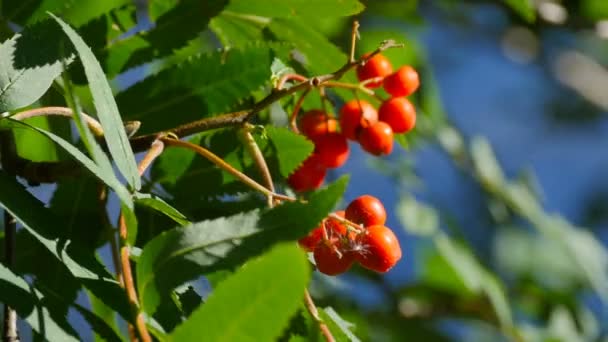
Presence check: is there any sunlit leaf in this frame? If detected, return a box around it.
[170,244,309,341]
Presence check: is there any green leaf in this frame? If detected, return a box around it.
[268,18,356,99]
[224,0,364,18]
[52,14,141,190]
[137,176,347,315]
[582,0,608,20]
[396,196,439,237]
[12,116,60,161]
[13,0,132,27]
[266,126,314,177]
[269,18,346,76]
[88,290,123,342]
[0,170,107,279]
[134,193,191,226]
[209,14,266,47]
[434,234,513,329]
[107,0,227,73]
[116,43,283,134]
[503,0,536,23]
[319,307,361,342]
[169,243,310,342]
[0,21,72,112]
[0,264,79,341]
[470,136,505,189]
[1,119,132,208]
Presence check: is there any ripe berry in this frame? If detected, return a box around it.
[314,241,355,275]
[314,132,349,168]
[345,195,387,227]
[288,154,326,192]
[358,121,394,156]
[299,110,338,140]
[356,225,401,273]
[383,66,420,97]
[340,100,378,141]
[378,97,416,133]
[298,211,348,251]
[356,53,393,88]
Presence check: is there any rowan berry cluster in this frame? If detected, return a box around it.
[287,52,420,192]
[298,195,402,275]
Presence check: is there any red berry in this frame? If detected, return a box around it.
[383,66,420,97]
[299,110,338,140]
[356,53,393,88]
[355,225,401,273]
[288,154,326,192]
[345,195,387,227]
[378,97,416,133]
[298,211,348,252]
[340,100,378,141]
[358,121,394,156]
[314,132,349,168]
[314,241,355,275]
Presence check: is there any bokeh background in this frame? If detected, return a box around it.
[4,0,608,341]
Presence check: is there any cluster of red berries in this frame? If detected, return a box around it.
[298,195,402,275]
[287,53,420,192]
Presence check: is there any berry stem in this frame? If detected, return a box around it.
[289,88,312,133]
[304,289,336,342]
[322,81,375,96]
[328,213,365,234]
[349,21,360,63]
[160,136,296,202]
[240,124,276,206]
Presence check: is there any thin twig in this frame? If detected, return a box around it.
[160,137,296,202]
[304,289,335,342]
[240,125,275,206]
[289,88,312,133]
[117,140,165,342]
[276,73,309,90]
[10,106,105,137]
[3,211,19,342]
[349,21,360,63]
[322,81,375,96]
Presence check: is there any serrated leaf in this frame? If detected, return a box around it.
[0,21,72,111]
[396,196,439,237]
[16,0,132,27]
[134,192,191,226]
[169,244,309,342]
[209,14,265,47]
[116,43,281,134]
[268,18,356,100]
[0,264,79,341]
[52,14,141,190]
[106,0,227,73]
[320,307,361,342]
[137,176,347,315]
[266,126,314,177]
[503,0,536,23]
[225,0,363,18]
